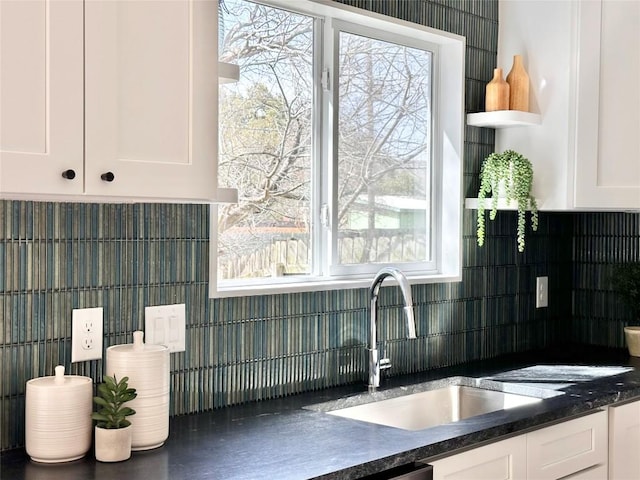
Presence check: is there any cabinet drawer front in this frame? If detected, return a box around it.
[526,411,607,480]
[431,435,526,480]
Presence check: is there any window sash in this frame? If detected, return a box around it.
[326,20,440,277]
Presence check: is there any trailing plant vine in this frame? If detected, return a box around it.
[477,150,538,252]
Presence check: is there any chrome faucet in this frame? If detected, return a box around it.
[368,267,417,392]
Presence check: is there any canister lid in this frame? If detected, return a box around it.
[26,365,92,389]
[106,330,168,354]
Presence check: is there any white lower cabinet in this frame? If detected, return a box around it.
[430,410,608,480]
[561,464,608,480]
[430,435,526,480]
[608,399,640,479]
[527,410,607,480]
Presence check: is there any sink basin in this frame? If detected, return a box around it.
[306,377,565,431]
[326,385,542,431]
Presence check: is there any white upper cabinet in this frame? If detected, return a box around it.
[0,0,84,196]
[1,0,230,203]
[496,0,640,211]
[85,0,218,201]
[573,0,640,209]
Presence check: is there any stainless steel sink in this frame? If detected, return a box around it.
[314,379,563,431]
[327,385,541,431]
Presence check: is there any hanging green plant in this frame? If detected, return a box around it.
[477,150,538,252]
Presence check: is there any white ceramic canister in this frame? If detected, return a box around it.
[25,365,93,463]
[106,331,170,451]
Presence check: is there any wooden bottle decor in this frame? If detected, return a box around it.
[485,68,510,112]
[506,54,530,112]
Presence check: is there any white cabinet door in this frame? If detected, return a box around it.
[609,400,640,479]
[0,0,84,196]
[573,0,640,209]
[526,411,608,480]
[496,0,640,211]
[495,0,577,211]
[431,435,527,480]
[85,0,218,201]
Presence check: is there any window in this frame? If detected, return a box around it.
[211,0,464,297]
[334,27,433,275]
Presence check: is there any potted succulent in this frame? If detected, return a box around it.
[611,262,640,356]
[476,149,538,252]
[92,375,137,462]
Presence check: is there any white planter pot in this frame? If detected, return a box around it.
[94,425,132,462]
[624,327,640,357]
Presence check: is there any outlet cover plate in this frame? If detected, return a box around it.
[145,303,186,353]
[536,276,549,308]
[71,307,104,362]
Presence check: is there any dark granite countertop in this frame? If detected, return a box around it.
[4,344,640,480]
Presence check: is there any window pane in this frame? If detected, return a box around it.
[217,0,314,281]
[337,31,432,266]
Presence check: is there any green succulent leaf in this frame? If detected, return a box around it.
[93,396,110,407]
[91,413,111,422]
[119,407,136,417]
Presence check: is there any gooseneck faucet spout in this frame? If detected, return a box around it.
[368,267,417,392]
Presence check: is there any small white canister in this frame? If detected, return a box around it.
[106,331,170,451]
[25,365,93,463]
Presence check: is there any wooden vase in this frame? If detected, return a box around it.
[506,54,530,112]
[485,68,510,112]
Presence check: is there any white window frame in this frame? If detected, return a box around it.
[210,0,464,299]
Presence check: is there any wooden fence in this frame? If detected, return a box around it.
[219,230,426,280]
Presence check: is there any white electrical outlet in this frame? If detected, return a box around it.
[71,307,104,362]
[536,276,549,308]
[145,303,186,352]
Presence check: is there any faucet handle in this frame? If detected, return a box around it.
[379,358,392,371]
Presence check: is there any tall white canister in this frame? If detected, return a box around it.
[25,365,93,463]
[106,331,170,450]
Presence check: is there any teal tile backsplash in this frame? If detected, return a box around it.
[0,182,566,450]
[572,213,640,348]
[3,0,634,452]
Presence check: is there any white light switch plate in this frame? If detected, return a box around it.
[71,307,104,362]
[145,303,186,352]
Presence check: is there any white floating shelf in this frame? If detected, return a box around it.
[465,198,540,210]
[219,61,240,84]
[466,110,541,128]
